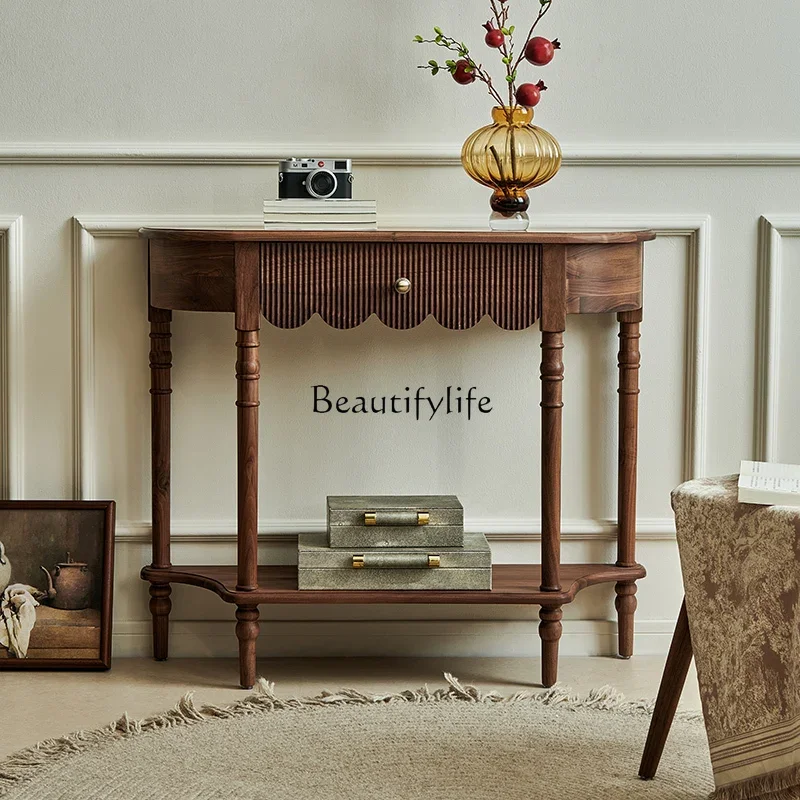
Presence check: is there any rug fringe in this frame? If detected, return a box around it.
[0,674,702,797]
[710,762,800,800]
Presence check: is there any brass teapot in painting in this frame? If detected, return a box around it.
[40,552,93,610]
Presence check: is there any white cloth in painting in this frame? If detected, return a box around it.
[0,584,39,658]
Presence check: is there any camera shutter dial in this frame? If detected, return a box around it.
[306,168,338,199]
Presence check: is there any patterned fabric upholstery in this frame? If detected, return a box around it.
[673,475,800,799]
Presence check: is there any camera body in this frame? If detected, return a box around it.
[278,158,354,200]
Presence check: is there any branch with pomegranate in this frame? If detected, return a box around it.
[414,0,561,119]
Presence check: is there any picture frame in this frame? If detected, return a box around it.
[0,500,115,670]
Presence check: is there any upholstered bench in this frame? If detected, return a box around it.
[641,475,800,800]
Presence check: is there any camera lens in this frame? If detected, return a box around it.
[307,169,337,199]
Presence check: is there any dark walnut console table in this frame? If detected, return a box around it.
[139,228,655,689]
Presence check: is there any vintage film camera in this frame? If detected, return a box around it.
[278,158,354,200]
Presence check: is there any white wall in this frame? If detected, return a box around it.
[1,0,799,660]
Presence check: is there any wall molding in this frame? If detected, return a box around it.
[0,216,23,499]
[755,215,800,461]
[6,142,800,167]
[73,212,710,539]
[112,617,679,658]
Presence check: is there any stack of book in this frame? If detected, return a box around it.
[738,460,800,507]
[263,200,377,231]
[297,495,492,591]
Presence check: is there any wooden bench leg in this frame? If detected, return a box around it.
[639,598,693,779]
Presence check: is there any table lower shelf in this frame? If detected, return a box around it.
[141,563,646,605]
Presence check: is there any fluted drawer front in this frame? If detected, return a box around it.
[261,241,540,330]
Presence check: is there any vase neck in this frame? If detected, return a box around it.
[491,105,534,126]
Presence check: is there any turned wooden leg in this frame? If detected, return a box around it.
[539,245,567,688]
[149,305,172,660]
[540,327,565,686]
[236,326,260,593]
[640,599,693,779]
[149,584,171,661]
[617,308,642,658]
[236,605,260,689]
[234,243,261,687]
[615,582,638,659]
[540,606,563,688]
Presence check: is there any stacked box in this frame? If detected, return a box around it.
[297,496,492,591]
[328,495,464,548]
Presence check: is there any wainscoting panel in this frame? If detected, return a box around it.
[756,216,800,463]
[0,216,23,500]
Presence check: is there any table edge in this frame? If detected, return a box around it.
[140,228,657,244]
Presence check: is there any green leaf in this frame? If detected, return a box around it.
[446,59,456,67]
[428,59,438,67]
[501,27,510,35]
[509,25,515,34]
[432,67,440,75]
[502,56,511,64]
[414,35,423,42]
[434,26,443,34]
[506,75,514,82]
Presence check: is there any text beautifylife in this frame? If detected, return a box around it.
[312,385,493,421]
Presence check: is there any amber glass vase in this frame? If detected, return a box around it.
[461,106,562,231]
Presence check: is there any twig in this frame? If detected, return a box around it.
[417,34,506,107]
[488,0,514,109]
[512,0,553,71]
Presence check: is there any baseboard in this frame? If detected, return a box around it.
[113,618,676,659]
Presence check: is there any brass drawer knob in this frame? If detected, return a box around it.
[394,277,411,294]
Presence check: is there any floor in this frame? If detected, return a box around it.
[1,655,701,759]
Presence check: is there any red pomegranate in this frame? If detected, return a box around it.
[524,37,560,66]
[452,59,476,85]
[482,21,504,48]
[515,80,547,107]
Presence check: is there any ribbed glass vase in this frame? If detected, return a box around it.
[461,106,562,231]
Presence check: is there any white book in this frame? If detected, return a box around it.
[738,460,800,506]
[263,213,377,224]
[263,223,378,231]
[264,200,377,213]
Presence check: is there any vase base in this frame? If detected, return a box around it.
[489,211,530,232]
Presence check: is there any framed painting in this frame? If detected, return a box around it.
[0,500,115,669]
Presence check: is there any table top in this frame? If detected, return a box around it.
[140,228,656,244]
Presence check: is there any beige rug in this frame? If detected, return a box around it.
[0,675,713,800]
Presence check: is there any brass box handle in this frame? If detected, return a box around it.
[364,510,430,527]
[353,554,440,569]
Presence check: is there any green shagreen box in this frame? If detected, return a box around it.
[327,495,464,548]
[298,532,491,590]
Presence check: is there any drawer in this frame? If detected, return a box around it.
[261,240,540,330]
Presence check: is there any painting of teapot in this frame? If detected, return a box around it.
[40,552,93,610]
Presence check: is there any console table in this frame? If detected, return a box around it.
[139,228,655,689]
